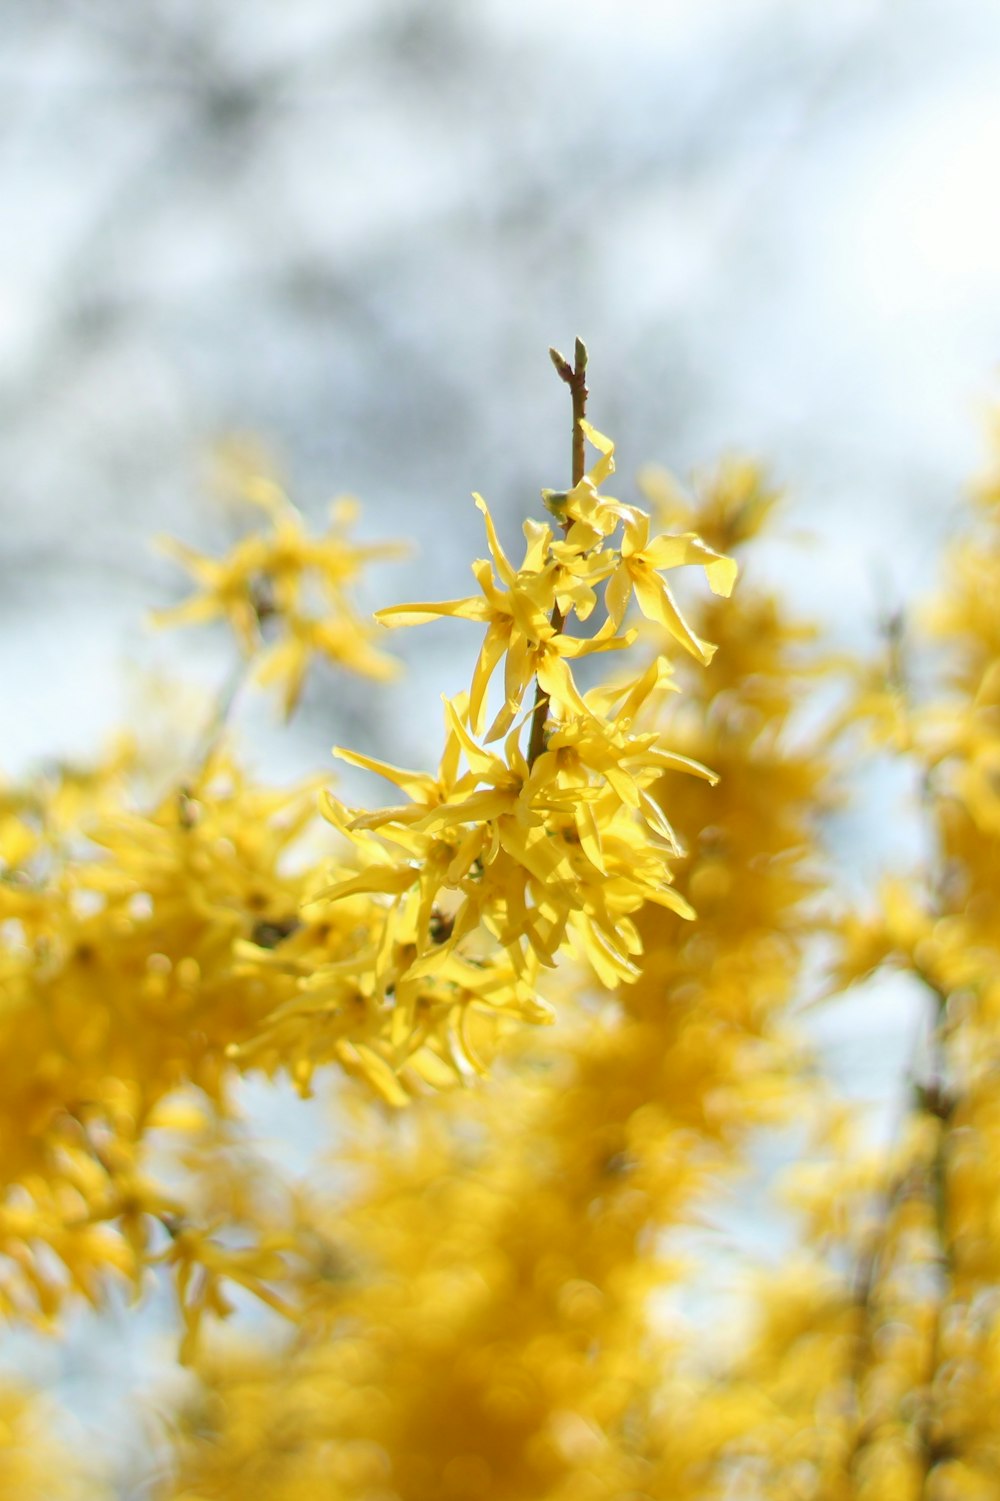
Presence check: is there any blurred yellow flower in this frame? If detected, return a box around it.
[155,477,403,714]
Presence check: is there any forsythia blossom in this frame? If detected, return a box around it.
[154,471,402,714]
[321,418,735,1017]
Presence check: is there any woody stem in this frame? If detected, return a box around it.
[527,338,588,768]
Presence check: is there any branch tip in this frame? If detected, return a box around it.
[548,346,574,383]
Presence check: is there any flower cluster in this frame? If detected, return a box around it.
[159,456,835,1501]
[682,420,1000,1501]
[13,346,1000,1501]
[0,746,331,1325]
[0,393,734,1337]
[316,417,735,1018]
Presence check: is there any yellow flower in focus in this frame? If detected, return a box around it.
[606,509,738,663]
[376,495,577,739]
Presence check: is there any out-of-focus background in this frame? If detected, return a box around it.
[6,0,1000,777]
[3,0,1000,1490]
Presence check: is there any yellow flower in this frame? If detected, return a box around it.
[606,509,738,663]
[322,685,701,992]
[155,482,402,714]
[376,496,556,734]
[377,495,631,739]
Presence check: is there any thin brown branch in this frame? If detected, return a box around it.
[527,339,588,768]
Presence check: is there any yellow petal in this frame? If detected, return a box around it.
[579,419,616,486]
